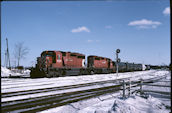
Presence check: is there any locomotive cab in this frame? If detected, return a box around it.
[87,56,94,68]
[41,51,56,68]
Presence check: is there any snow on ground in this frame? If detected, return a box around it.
[1,66,30,77]
[79,95,169,113]
[2,70,168,93]
[141,74,171,108]
[1,70,170,101]
[40,93,170,113]
[1,66,13,77]
[0,70,153,93]
[39,71,171,113]
[1,69,170,113]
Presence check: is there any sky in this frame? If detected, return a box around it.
[1,0,170,67]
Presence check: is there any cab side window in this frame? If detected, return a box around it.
[58,54,60,60]
[52,53,56,63]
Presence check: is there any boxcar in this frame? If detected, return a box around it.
[118,62,127,72]
[126,63,134,71]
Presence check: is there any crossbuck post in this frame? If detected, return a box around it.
[123,80,126,98]
[128,79,131,96]
[140,79,143,94]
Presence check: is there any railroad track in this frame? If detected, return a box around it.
[2,78,126,98]
[2,71,157,98]
[2,84,122,113]
[2,73,168,113]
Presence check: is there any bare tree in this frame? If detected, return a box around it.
[14,42,29,67]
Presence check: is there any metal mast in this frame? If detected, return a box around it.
[116,49,120,76]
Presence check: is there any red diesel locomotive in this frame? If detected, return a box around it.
[30,50,148,78]
[87,56,115,74]
[31,50,114,78]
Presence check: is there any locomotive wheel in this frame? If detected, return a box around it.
[62,70,66,76]
[58,70,62,77]
[90,70,94,75]
[54,72,59,77]
[58,70,66,77]
[79,69,84,75]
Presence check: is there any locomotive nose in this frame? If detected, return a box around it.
[82,59,86,67]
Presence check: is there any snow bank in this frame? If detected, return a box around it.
[1,66,13,77]
[23,69,31,75]
[78,96,169,113]
[40,95,169,113]
[1,66,30,77]
[110,96,169,113]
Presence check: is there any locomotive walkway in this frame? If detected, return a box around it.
[1,74,168,113]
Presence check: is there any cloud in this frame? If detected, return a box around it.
[87,40,100,43]
[105,25,112,29]
[128,19,161,26]
[163,7,170,15]
[71,26,90,33]
[87,40,93,43]
[128,19,161,29]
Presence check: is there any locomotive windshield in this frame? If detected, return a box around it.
[41,51,56,63]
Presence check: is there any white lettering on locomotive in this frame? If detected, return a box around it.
[57,60,61,62]
[102,61,106,64]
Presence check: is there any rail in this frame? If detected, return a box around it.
[2,74,169,113]
[120,74,170,98]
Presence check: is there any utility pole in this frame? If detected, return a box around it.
[6,38,11,69]
[4,50,7,67]
[116,49,120,76]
